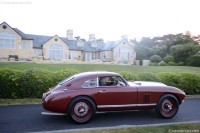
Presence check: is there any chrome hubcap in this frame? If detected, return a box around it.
[74,102,89,117]
[162,99,173,112]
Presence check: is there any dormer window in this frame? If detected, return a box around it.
[91,41,97,47]
[77,40,84,47]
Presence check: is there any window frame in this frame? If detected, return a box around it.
[48,44,64,60]
[98,76,127,87]
[0,31,15,49]
[82,77,98,88]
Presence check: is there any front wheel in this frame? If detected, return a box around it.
[67,96,96,123]
[155,94,179,119]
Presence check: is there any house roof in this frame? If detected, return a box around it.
[1,22,132,52]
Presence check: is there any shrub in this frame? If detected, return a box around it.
[164,55,174,63]
[186,54,200,67]
[137,73,158,81]
[160,61,167,66]
[149,62,158,66]
[0,69,24,98]
[177,62,184,66]
[179,73,200,95]
[150,55,162,63]
[119,71,138,81]
[19,68,56,98]
[54,69,79,84]
[1,68,200,98]
[156,72,183,89]
[168,62,175,66]
[0,68,79,98]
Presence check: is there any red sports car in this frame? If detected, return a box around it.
[42,71,185,123]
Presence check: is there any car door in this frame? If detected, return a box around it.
[97,76,138,108]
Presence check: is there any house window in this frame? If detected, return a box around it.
[92,53,96,59]
[84,53,90,61]
[119,47,129,63]
[102,52,106,61]
[0,31,15,48]
[22,42,31,49]
[69,51,76,59]
[48,44,64,60]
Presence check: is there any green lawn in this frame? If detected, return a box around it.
[66,123,200,133]
[0,62,200,73]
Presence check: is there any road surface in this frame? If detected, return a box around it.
[0,98,200,133]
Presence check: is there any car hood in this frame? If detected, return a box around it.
[128,81,167,87]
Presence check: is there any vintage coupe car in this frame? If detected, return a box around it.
[42,71,185,123]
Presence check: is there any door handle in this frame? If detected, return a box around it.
[99,90,106,93]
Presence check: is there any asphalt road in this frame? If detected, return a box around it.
[0,98,200,133]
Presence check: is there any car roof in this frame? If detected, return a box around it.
[74,71,120,79]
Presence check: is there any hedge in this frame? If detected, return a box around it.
[120,72,200,95]
[0,68,78,98]
[0,69,199,98]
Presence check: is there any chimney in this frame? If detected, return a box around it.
[121,35,128,40]
[67,29,73,40]
[75,36,80,40]
[89,34,95,42]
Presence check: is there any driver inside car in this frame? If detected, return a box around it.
[99,77,110,86]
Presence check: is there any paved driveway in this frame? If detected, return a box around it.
[0,98,200,133]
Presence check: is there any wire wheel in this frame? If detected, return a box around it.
[68,97,96,123]
[156,94,179,119]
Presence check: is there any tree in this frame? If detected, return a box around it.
[186,54,200,67]
[151,45,167,58]
[135,32,199,64]
[134,45,151,60]
[150,55,162,63]
[164,55,174,63]
[139,37,155,47]
[170,43,199,62]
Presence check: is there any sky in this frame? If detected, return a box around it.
[0,0,200,41]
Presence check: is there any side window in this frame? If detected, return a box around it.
[82,78,98,88]
[117,76,126,86]
[99,76,126,86]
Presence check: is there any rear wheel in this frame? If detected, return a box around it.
[155,94,179,119]
[67,96,96,123]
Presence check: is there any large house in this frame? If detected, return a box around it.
[0,22,135,64]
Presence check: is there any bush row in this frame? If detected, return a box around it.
[0,69,199,98]
[0,68,78,98]
[120,71,200,95]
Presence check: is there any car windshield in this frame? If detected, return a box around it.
[59,76,74,85]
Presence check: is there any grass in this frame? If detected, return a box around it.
[0,62,200,73]
[0,98,42,105]
[66,123,200,133]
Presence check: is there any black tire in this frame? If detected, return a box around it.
[67,96,96,123]
[155,94,179,119]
